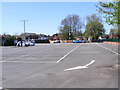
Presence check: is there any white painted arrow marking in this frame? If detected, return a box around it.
[0,87,2,90]
[83,60,95,67]
[64,60,95,71]
[64,66,88,71]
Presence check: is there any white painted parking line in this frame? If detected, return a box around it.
[57,45,80,63]
[64,60,95,71]
[2,44,79,63]
[96,43,119,55]
[0,87,2,90]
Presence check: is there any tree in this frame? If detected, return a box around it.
[84,14,105,41]
[96,1,120,37]
[59,14,84,40]
[109,28,119,38]
[109,28,118,35]
[59,25,71,40]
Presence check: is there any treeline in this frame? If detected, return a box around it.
[59,1,120,41]
[59,14,105,41]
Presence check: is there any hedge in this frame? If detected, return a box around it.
[2,36,16,46]
[35,39,50,43]
[103,38,120,42]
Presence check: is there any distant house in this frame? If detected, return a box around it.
[20,33,39,39]
[104,34,109,39]
[109,33,118,39]
[75,36,84,40]
[38,34,50,40]
[19,33,51,40]
[50,34,60,40]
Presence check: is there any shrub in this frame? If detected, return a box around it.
[103,38,120,42]
[4,36,16,46]
[35,39,50,43]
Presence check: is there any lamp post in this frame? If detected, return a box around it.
[20,20,28,46]
[21,20,28,34]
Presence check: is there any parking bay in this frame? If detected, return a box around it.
[2,43,118,88]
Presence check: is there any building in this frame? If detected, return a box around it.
[38,34,50,40]
[20,33,39,40]
[50,34,60,40]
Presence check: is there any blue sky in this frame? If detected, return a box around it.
[2,2,112,35]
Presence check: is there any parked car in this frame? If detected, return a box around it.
[16,41,29,47]
[16,40,35,47]
[29,40,35,46]
[54,40,60,43]
[73,40,86,43]
[98,37,106,42]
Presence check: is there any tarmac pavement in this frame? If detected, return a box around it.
[1,43,119,88]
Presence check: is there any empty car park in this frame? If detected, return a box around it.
[1,43,119,88]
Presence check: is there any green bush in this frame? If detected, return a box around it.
[4,36,16,46]
[35,39,50,43]
[103,38,120,42]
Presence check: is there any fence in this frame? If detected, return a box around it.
[103,38,120,45]
[35,39,50,43]
[103,38,120,42]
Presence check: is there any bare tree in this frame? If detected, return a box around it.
[59,14,84,40]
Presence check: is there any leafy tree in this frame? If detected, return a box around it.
[59,14,84,40]
[59,25,71,40]
[109,28,118,35]
[109,27,119,37]
[96,1,120,37]
[84,14,105,41]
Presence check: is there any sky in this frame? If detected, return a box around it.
[1,2,113,35]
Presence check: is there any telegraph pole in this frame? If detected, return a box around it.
[20,20,28,47]
[21,20,28,34]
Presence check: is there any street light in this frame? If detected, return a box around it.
[21,20,28,34]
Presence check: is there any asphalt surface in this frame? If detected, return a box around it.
[1,43,119,88]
